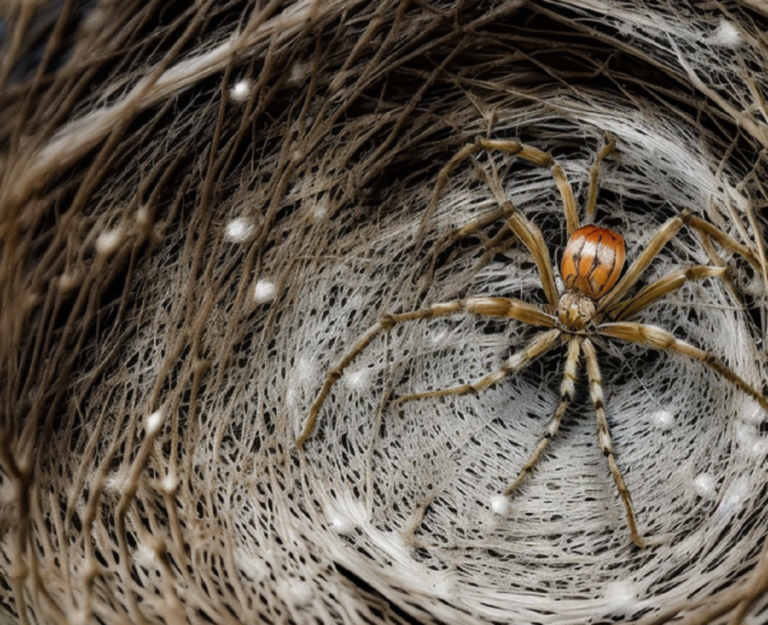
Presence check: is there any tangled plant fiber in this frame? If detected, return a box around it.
[1,1,768,623]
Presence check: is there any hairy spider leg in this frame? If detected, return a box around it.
[598,322,768,413]
[420,139,575,238]
[502,337,581,496]
[598,210,761,316]
[296,297,555,448]
[419,138,585,307]
[597,211,695,313]
[683,215,765,315]
[585,135,617,222]
[394,329,560,404]
[608,265,726,321]
[483,161,559,306]
[476,138,579,238]
[688,213,762,271]
[582,338,646,548]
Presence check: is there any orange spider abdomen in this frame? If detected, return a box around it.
[561,225,625,300]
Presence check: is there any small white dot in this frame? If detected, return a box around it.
[749,440,768,457]
[292,581,313,606]
[345,368,370,389]
[740,398,765,425]
[82,558,101,584]
[295,356,317,382]
[225,217,254,243]
[276,578,313,608]
[348,293,366,310]
[311,196,329,221]
[146,410,165,436]
[736,420,768,458]
[430,329,449,346]
[104,470,130,493]
[603,580,638,609]
[161,473,179,495]
[0,481,21,505]
[285,387,297,410]
[253,280,276,304]
[58,272,80,293]
[229,79,253,102]
[650,409,674,430]
[428,572,456,599]
[135,543,157,567]
[95,229,123,256]
[692,473,716,499]
[711,20,741,47]
[325,508,356,535]
[744,275,765,297]
[135,205,152,229]
[288,61,310,86]
[490,494,510,515]
[617,21,633,36]
[717,477,749,512]
[71,609,91,625]
[235,550,270,581]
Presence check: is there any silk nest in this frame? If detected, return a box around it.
[1,0,768,623]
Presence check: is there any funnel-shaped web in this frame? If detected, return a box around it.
[1,1,767,624]
[293,111,768,622]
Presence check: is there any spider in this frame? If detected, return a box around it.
[297,136,768,548]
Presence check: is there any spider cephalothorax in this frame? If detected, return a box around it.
[297,136,767,548]
[556,292,597,332]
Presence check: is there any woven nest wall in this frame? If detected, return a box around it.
[2,1,768,623]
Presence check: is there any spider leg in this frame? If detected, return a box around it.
[502,336,581,496]
[598,321,768,412]
[598,210,762,314]
[604,265,726,321]
[582,338,646,549]
[597,211,693,313]
[697,233,745,311]
[420,142,486,237]
[297,297,556,448]
[484,159,559,307]
[421,138,573,307]
[422,139,577,239]
[687,213,762,272]
[585,135,616,223]
[395,328,560,404]
[477,138,579,238]
[446,224,519,297]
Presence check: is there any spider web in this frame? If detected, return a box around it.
[1,1,768,624]
[292,110,767,621]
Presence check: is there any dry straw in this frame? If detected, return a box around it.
[1,1,768,623]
